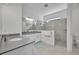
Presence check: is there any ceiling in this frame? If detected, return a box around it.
[0,3,67,19]
[22,3,67,19]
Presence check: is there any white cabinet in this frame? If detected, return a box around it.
[0,4,22,35]
[41,30,55,46]
[0,4,22,54]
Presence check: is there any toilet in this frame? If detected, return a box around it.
[73,34,79,48]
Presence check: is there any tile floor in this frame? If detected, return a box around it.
[2,41,79,55]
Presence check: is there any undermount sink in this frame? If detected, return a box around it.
[9,38,22,42]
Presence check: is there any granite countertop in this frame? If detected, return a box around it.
[0,37,35,54]
[22,30,41,35]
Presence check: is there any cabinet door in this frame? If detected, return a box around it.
[41,31,55,46]
[2,4,22,34]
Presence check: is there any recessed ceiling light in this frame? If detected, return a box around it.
[44,4,48,7]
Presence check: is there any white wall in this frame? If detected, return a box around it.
[71,4,79,35]
[1,4,22,34]
[0,6,2,34]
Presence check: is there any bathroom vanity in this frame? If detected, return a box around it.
[0,30,41,54]
[0,30,55,54]
[0,35,34,54]
[41,30,55,46]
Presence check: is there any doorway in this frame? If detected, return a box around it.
[46,18,67,47]
[55,18,67,47]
